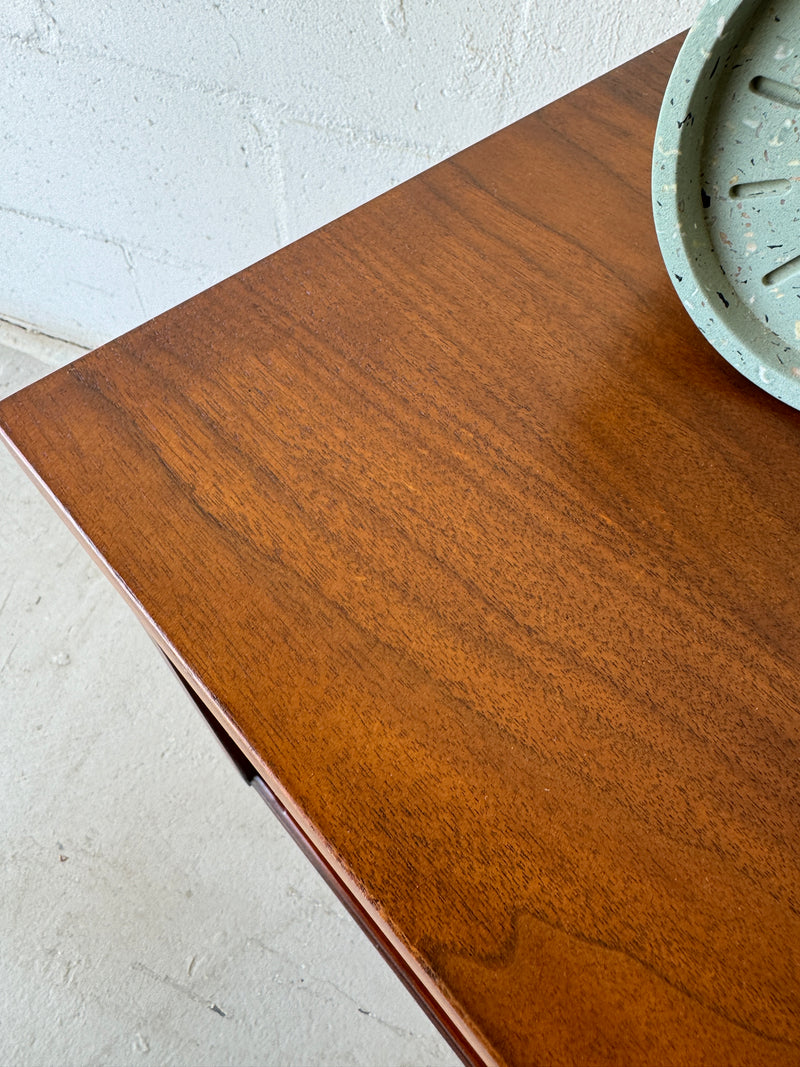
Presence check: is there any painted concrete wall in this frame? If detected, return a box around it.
[1,1,703,348]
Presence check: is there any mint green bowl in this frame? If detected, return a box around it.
[653,0,800,408]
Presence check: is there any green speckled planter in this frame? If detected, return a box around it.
[653,0,800,408]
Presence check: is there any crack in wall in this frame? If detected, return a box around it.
[244,935,421,1042]
[121,247,147,318]
[132,961,231,1019]
[245,110,290,247]
[0,201,206,274]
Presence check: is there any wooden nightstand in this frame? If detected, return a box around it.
[3,35,799,1067]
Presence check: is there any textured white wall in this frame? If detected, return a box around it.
[1,0,703,348]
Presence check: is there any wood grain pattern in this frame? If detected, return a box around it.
[2,36,800,1065]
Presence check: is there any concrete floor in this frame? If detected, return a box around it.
[0,333,460,1067]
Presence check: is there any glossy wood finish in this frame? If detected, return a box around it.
[2,37,800,1066]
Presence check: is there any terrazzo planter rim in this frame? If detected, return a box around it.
[652,0,800,410]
